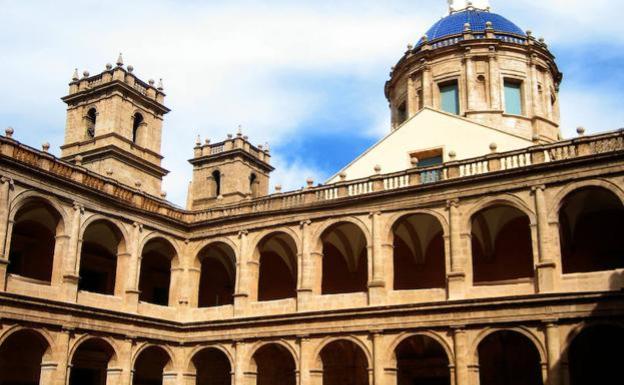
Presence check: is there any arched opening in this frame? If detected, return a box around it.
[477,331,543,385]
[192,348,232,385]
[320,340,369,385]
[8,200,61,283]
[249,173,258,198]
[86,108,97,139]
[392,214,446,290]
[212,170,222,198]
[471,205,534,284]
[321,223,368,294]
[0,329,49,385]
[568,324,624,385]
[257,232,297,301]
[198,242,236,308]
[139,238,175,306]
[395,335,450,385]
[132,112,144,144]
[79,220,124,295]
[69,338,115,385]
[251,344,296,385]
[559,187,624,273]
[133,346,171,385]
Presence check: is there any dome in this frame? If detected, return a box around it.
[418,9,525,46]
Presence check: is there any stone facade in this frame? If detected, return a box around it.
[0,4,623,385]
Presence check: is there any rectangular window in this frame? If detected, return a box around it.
[504,80,523,115]
[439,82,460,115]
[397,102,407,125]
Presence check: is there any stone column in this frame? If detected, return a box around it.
[532,185,556,292]
[544,321,562,385]
[464,53,474,112]
[233,341,248,385]
[297,220,314,310]
[527,56,539,118]
[447,200,466,300]
[422,65,433,108]
[407,76,417,117]
[453,327,469,385]
[62,203,83,299]
[233,231,249,316]
[124,222,143,310]
[488,52,500,111]
[372,331,387,385]
[53,328,72,385]
[368,212,386,305]
[298,336,312,385]
[119,338,134,385]
[0,177,12,290]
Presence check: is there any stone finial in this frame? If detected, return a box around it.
[532,134,541,143]
[127,65,134,73]
[227,134,233,139]
[374,165,382,174]
[407,43,414,51]
[422,34,428,42]
[243,135,249,140]
[204,138,210,145]
[160,191,167,199]
[306,178,314,188]
[72,68,79,81]
[464,22,471,32]
[339,172,347,181]
[116,53,124,67]
[42,142,50,152]
[538,37,545,43]
[258,144,264,150]
[489,142,498,153]
[264,142,270,152]
[526,30,533,37]
[485,21,493,30]
[82,70,90,78]
[134,180,142,189]
[449,150,457,160]
[5,127,14,138]
[74,155,83,166]
[577,126,586,136]
[106,168,114,176]
[410,157,419,167]
[195,135,201,146]
[275,184,282,193]
[105,63,113,70]
[236,125,243,137]
[148,79,155,86]
[157,78,164,91]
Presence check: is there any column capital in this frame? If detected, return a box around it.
[237,230,249,238]
[72,202,84,214]
[133,221,143,231]
[299,219,312,228]
[0,176,14,187]
[368,211,382,218]
[531,184,547,193]
[446,198,460,209]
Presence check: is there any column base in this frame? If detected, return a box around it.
[233,293,248,317]
[368,281,387,306]
[447,271,467,300]
[536,261,557,293]
[124,289,140,312]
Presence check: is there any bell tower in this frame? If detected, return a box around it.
[61,54,170,196]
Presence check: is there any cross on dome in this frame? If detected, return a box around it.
[448,0,491,13]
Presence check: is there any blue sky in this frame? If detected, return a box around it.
[1,0,623,205]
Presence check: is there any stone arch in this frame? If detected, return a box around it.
[314,337,372,385]
[138,232,182,268]
[192,236,238,269]
[78,217,127,296]
[138,235,179,306]
[252,230,299,301]
[5,194,66,284]
[0,325,55,357]
[196,240,237,307]
[546,178,624,223]
[313,336,372,370]
[248,226,301,261]
[0,326,53,385]
[386,331,454,368]
[389,212,447,290]
[187,345,233,385]
[316,219,370,295]
[132,343,175,385]
[311,216,372,251]
[390,332,453,385]
[248,341,298,385]
[472,328,545,385]
[469,199,535,284]
[384,209,449,246]
[68,336,119,385]
[462,194,536,230]
[555,184,624,274]
[186,344,234,373]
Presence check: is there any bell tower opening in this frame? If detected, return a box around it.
[61,55,170,196]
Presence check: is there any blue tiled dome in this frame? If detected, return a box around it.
[419,9,525,46]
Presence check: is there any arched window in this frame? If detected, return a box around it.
[197,242,236,308]
[320,340,369,385]
[86,108,97,139]
[8,200,61,283]
[477,331,543,385]
[78,220,125,295]
[559,187,624,273]
[568,325,624,385]
[133,346,172,385]
[395,335,450,385]
[249,173,258,197]
[212,170,221,198]
[251,344,296,385]
[257,232,297,301]
[471,205,534,284]
[191,348,232,385]
[138,238,175,306]
[132,112,144,144]
[69,338,115,385]
[0,329,50,385]
[321,222,368,294]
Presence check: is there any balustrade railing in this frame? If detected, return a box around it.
[1,130,623,223]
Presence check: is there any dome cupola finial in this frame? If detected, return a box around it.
[448,0,490,13]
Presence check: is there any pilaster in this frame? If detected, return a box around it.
[446,199,466,299]
[124,222,143,310]
[62,203,83,299]
[233,230,249,316]
[453,327,469,385]
[532,185,557,292]
[368,212,386,305]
